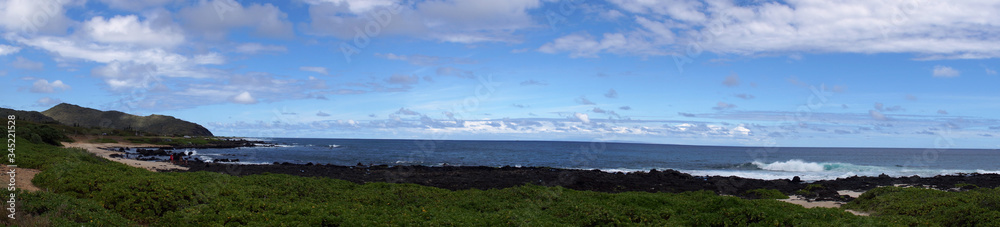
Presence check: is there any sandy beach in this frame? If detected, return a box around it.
[779,190,869,216]
[63,136,189,172]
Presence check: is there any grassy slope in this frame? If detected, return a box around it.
[40,103,212,137]
[2,125,997,226]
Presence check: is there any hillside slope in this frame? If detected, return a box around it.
[41,103,213,136]
[0,107,58,123]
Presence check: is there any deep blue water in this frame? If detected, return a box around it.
[185,138,1000,181]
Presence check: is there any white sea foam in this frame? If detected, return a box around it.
[240,137,272,142]
[752,159,826,172]
[591,168,649,173]
[976,169,1000,174]
[750,159,884,172]
[252,143,295,148]
[234,161,272,165]
[578,159,999,181]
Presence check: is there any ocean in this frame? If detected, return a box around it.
[185,138,1000,181]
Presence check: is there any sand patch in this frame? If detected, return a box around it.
[1,165,41,192]
[779,195,845,209]
[63,136,187,172]
[837,190,865,198]
[778,192,870,216]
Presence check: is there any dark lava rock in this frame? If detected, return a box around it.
[169,162,1000,202]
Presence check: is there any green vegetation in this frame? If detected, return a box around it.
[844,186,1000,226]
[17,122,72,146]
[2,125,998,226]
[40,103,213,136]
[795,183,826,197]
[805,183,825,191]
[743,188,790,199]
[0,107,58,124]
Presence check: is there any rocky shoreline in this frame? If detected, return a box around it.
[100,138,273,162]
[175,162,1000,202]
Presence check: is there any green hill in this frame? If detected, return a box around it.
[0,107,59,123]
[40,103,213,136]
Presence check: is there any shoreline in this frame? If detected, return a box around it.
[49,137,997,217]
[62,136,189,172]
[62,136,999,204]
[176,161,1000,202]
[61,135,271,172]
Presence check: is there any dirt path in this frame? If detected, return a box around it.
[63,136,188,172]
[1,165,41,192]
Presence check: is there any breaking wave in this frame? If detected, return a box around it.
[750,159,883,172]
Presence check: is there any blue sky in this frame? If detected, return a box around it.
[1,0,998,148]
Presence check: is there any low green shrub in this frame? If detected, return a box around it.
[744,188,790,199]
[0,189,134,226]
[845,186,1000,226]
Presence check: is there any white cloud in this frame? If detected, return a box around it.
[82,14,185,47]
[986,68,997,75]
[90,62,161,91]
[11,35,225,90]
[395,107,420,116]
[235,43,287,54]
[600,9,624,20]
[933,65,960,78]
[573,112,590,124]
[549,1,1000,59]
[303,0,397,14]
[231,91,257,104]
[13,36,221,67]
[12,56,43,70]
[0,0,78,35]
[0,44,21,56]
[120,72,343,110]
[610,0,706,22]
[34,97,63,106]
[869,110,888,121]
[316,111,331,117]
[177,0,294,39]
[30,79,69,93]
[537,32,664,58]
[305,0,542,43]
[300,66,329,75]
